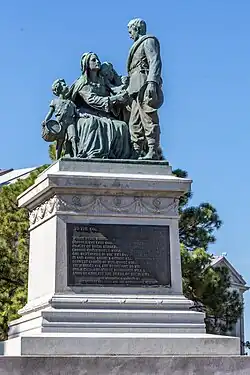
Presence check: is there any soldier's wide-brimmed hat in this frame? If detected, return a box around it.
[41,120,64,142]
[138,84,164,113]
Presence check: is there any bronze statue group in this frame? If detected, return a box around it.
[42,19,164,161]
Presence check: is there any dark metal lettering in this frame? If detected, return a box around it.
[67,223,171,287]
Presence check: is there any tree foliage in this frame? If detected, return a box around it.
[179,203,222,250]
[173,169,222,250]
[181,246,243,334]
[173,169,243,335]
[0,166,48,340]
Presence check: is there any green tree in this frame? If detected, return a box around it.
[0,166,48,340]
[181,246,243,334]
[173,169,243,334]
[173,169,222,250]
[179,203,222,250]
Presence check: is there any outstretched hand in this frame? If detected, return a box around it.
[110,91,129,104]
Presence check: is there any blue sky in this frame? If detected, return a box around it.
[1,0,250,340]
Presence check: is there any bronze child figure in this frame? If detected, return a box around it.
[43,79,78,159]
[100,62,129,94]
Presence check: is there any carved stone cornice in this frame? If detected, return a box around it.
[29,193,179,226]
[57,194,179,217]
[29,195,59,225]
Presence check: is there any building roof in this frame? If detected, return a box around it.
[211,255,249,290]
[0,167,38,187]
[0,168,13,176]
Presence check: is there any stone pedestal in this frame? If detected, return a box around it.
[4,159,240,356]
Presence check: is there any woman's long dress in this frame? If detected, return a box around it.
[73,82,132,159]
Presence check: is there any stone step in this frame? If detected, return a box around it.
[4,333,240,356]
[42,308,205,325]
[41,321,205,334]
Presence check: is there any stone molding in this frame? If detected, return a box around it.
[29,195,59,225]
[29,194,179,225]
[58,194,179,217]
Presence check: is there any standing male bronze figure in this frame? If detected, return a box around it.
[127,18,164,160]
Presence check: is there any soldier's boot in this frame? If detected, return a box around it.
[140,145,159,160]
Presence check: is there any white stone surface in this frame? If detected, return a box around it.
[16,160,190,308]
[4,333,240,356]
[17,160,191,211]
[9,294,206,339]
[9,308,206,337]
[27,217,57,302]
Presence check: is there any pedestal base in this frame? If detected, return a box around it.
[8,294,206,338]
[4,332,240,356]
[5,293,240,356]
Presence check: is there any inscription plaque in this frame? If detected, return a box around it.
[67,223,171,287]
